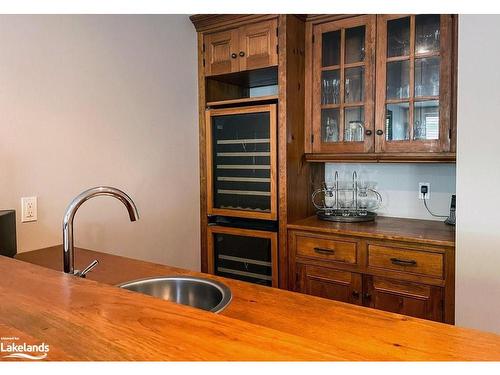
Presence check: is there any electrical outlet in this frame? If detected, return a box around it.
[418,183,430,200]
[21,196,37,222]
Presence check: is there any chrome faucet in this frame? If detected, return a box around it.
[62,186,139,277]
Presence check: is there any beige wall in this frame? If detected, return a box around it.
[0,15,201,270]
[456,15,500,333]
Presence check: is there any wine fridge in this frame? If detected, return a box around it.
[205,103,278,286]
[207,217,278,287]
[205,104,277,220]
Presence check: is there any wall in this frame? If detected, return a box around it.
[0,15,201,270]
[455,15,500,333]
[325,163,456,221]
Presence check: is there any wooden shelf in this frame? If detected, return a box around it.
[304,152,456,163]
[206,95,278,107]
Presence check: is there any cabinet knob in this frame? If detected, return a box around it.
[231,53,237,59]
[364,293,372,300]
[376,129,384,136]
[352,290,360,299]
[239,51,245,57]
[365,130,373,136]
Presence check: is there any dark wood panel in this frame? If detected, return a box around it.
[296,234,358,265]
[197,32,209,273]
[239,18,278,71]
[367,244,444,279]
[364,275,444,322]
[297,263,362,305]
[191,14,278,33]
[277,15,310,289]
[304,152,456,163]
[204,28,239,76]
[206,94,278,107]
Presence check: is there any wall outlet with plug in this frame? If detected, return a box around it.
[418,183,430,200]
[21,196,37,222]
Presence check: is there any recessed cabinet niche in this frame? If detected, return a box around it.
[305,14,457,162]
[204,19,278,76]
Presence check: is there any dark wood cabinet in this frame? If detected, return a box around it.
[204,29,240,76]
[296,263,362,305]
[203,18,278,76]
[375,15,454,154]
[305,14,457,162]
[192,15,311,289]
[238,19,278,71]
[363,276,443,322]
[310,15,376,154]
[288,217,455,323]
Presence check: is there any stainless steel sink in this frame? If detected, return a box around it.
[117,276,232,313]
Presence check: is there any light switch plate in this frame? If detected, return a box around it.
[21,196,37,222]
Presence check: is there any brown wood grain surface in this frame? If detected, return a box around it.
[288,215,455,247]
[13,246,500,360]
[0,254,339,361]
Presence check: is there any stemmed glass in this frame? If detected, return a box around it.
[324,117,338,142]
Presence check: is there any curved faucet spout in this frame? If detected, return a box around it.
[62,186,139,275]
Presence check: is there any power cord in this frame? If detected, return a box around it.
[421,187,448,218]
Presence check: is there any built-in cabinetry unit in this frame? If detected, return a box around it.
[305,14,457,162]
[288,216,455,323]
[191,14,315,289]
[191,14,457,323]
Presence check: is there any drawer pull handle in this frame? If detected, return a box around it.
[390,258,417,266]
[314,247,335,255]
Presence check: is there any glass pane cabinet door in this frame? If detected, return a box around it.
[206,104,277,220]
[375,14,453,153]
[312,15,376,153]
[207,226,278,287]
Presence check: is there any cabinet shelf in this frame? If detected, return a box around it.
[207,95,278,107]
[304,152,456,163]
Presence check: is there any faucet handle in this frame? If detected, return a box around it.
[78,260,99,278]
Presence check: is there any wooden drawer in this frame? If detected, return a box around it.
[367,244,444,279]
[295,235,357,265]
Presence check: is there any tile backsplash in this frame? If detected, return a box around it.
[324,163,456,221]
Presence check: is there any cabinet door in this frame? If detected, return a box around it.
[238,19,278,71]
[296,263,362,305]
[364,276,444,322]
[311,15,376,154]
[205,104,277,221]
[208,225,278,287]
[204,29,239,76]
[375,15,453,153]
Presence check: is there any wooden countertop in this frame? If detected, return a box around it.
[288,215,456,247]
[11,246,500,360]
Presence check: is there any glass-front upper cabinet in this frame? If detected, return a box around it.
[375,15,453,153]
[311,15,376,153]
